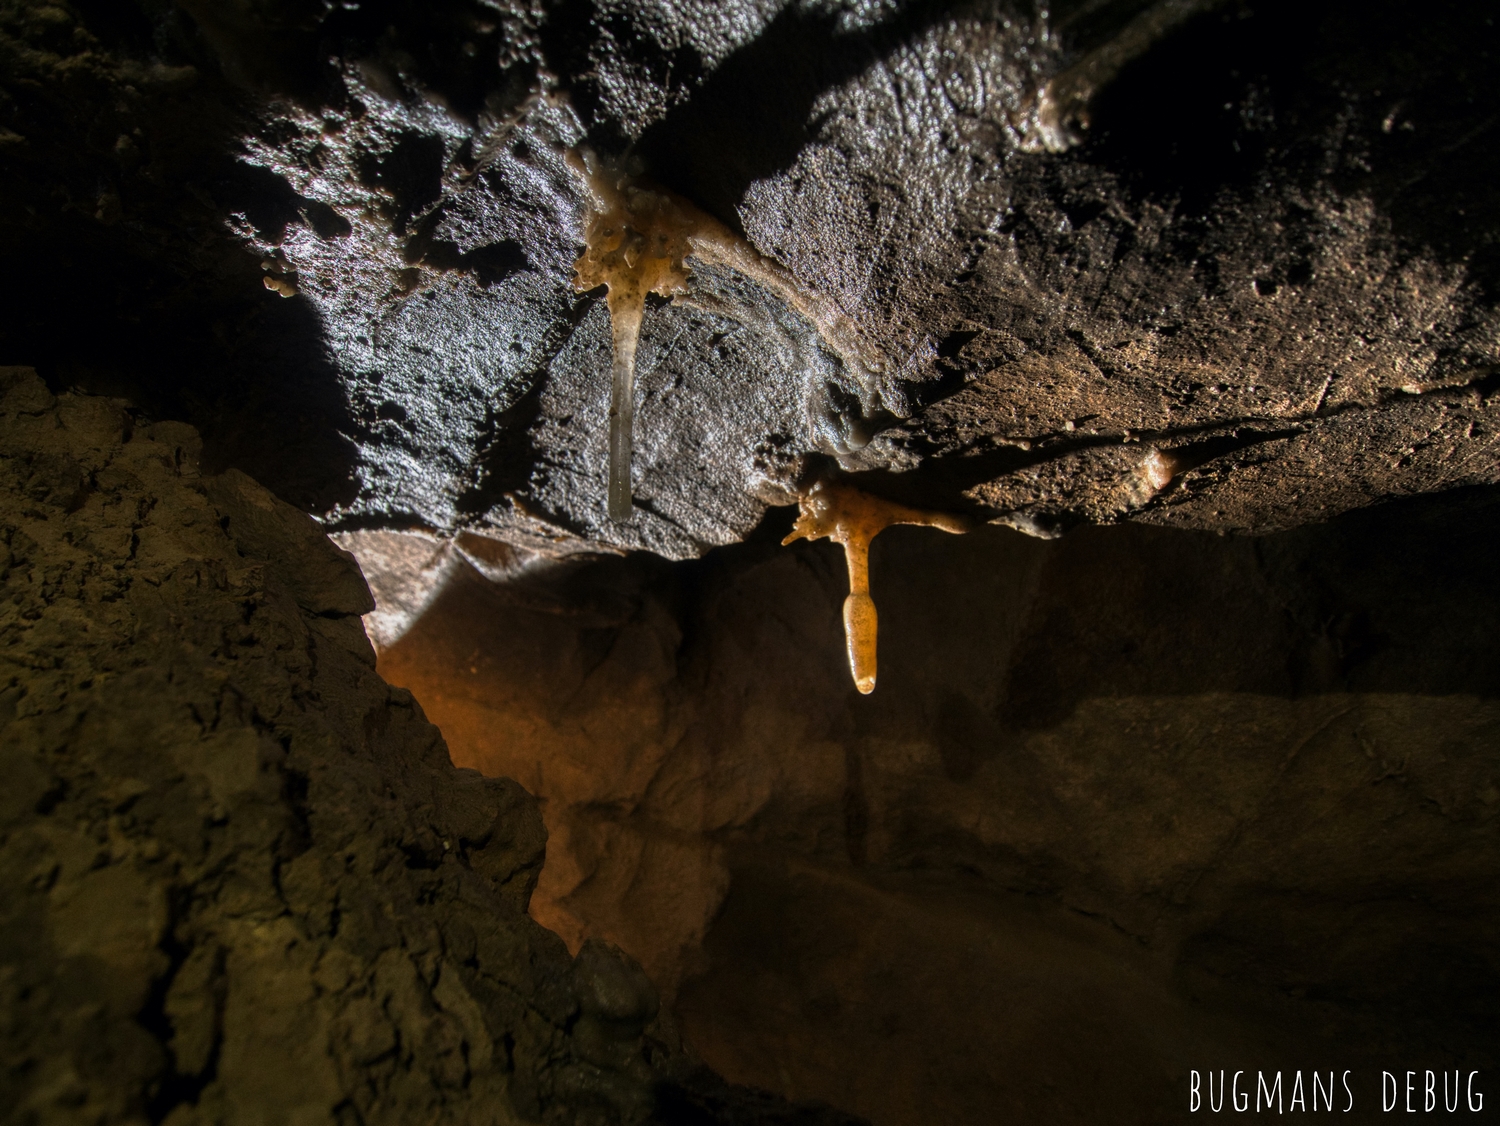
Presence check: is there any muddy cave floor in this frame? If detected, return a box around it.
[366,486,1500,1124]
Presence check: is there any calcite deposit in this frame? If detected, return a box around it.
[781,478,968,693]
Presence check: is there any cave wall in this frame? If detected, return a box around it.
[4,0,1499,555]
[0,368,861,1126]
[3,0,1500,1120]
[376,487,1500,1123]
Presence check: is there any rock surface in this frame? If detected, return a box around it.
[378,485,1500,1124]
[3,0,1498,555]
[4,0,1500,1121]
[0,369,858,1126]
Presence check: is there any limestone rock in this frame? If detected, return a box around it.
[2,1,1497,554]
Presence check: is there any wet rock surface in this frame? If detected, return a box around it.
[0,369,858,1126]
[3,0,1498,554]
[378,484,1500,1124]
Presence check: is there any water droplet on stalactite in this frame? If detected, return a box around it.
[782,479,969,694]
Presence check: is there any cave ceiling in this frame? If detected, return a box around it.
[2,0,1498,557]
[5,5,1500,1121]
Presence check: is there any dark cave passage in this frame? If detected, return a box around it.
[368,486,1500,1125]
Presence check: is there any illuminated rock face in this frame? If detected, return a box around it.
[2,0,1498,558]
[0,370,853,1126]
[3,1,1500,1124]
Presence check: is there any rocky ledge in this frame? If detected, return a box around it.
[2,0,1496,559]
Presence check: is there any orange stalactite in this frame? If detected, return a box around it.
[782,478,969,694]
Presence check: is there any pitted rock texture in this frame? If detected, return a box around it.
[0,369,859,1126]
[3,0,1498,557]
